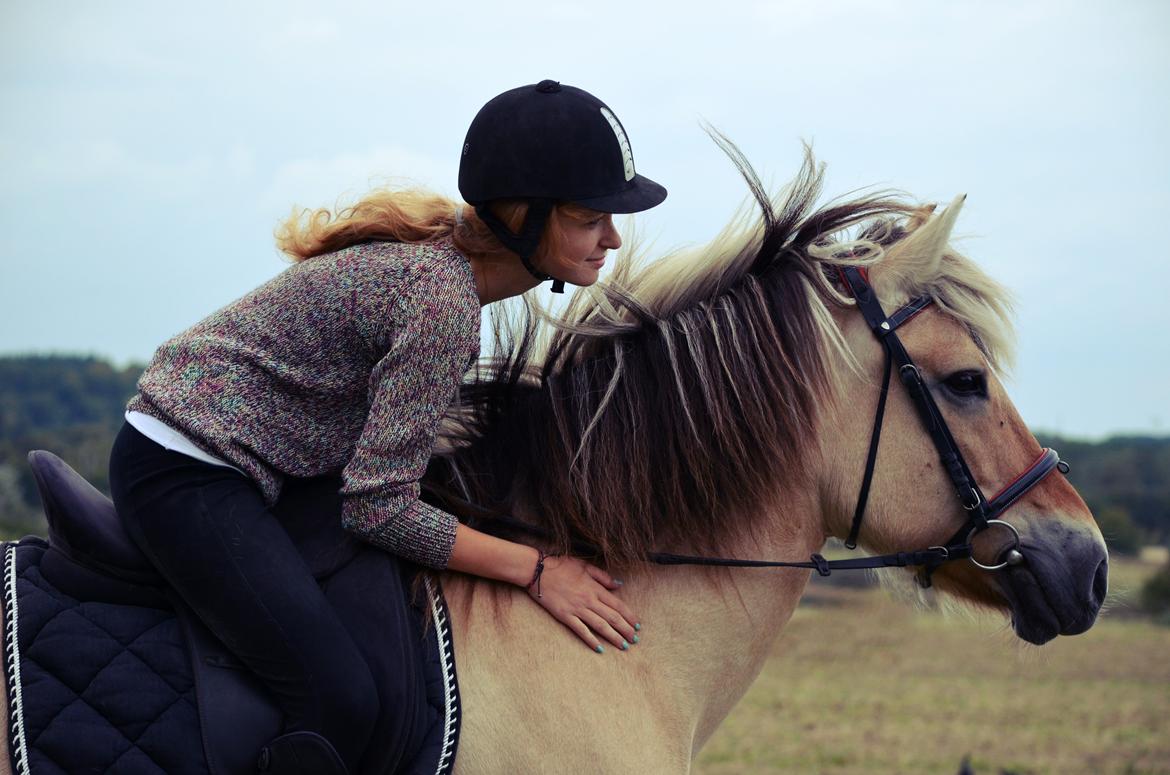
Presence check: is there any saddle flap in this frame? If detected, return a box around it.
[172,598,283,775]
[27,449,161,582]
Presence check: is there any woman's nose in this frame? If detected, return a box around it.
[602,219,622,249]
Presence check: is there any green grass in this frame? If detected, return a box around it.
[695,558,1170,774]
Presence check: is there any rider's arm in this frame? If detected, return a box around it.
[448,523,641,653]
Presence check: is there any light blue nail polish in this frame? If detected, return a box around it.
[634,622,642,631]
[613,578,624,586]
[595,645,605,654]
[621,641,629,650]
[632,635,640,644]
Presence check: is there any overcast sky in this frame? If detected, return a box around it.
[2,0,1167,440]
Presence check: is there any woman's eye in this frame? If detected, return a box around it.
[942,370,987,398]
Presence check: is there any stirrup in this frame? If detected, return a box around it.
[257,731,351,775]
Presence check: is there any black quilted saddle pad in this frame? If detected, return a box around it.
[5,537,205,774]
[3,536,461,775]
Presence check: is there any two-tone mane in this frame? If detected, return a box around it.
[425,138,1015,568]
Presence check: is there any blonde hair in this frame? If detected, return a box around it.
[275,187,601,270]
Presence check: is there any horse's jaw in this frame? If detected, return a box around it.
[995,518,1109,645]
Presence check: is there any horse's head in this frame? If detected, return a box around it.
[817,196,1108,645]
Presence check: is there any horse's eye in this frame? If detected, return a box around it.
[943,370,987,398]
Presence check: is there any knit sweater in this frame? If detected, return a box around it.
[127,238,480,569]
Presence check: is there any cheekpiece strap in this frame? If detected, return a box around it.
[837,266,987,533]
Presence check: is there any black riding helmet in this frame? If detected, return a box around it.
[458,80,667,292]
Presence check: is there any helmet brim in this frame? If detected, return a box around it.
[570,174,668,214]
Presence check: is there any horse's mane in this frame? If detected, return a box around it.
[425,137,1015,567]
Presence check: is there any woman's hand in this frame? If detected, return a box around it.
[528,555,640,654]
[447,524,641,653]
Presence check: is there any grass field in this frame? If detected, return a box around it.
[694,557,1170,775]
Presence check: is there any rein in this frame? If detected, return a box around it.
[480,510,967,578]
[460,267,1068,586]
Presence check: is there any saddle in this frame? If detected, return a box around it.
[3,451,461,775]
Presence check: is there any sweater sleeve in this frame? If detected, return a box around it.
[338,286,472,569]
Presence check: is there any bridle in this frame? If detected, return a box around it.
[470,266,1068,585]
[823,266,1068,586]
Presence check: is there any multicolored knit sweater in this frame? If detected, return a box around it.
[127,238,480,569]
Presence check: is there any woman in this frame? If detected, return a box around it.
[108,80,667,774]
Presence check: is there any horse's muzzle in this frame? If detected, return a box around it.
[998,519,1108,645]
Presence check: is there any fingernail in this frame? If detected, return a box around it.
[634,622,642,631]
[595,645,605,654]
[621,641,629,650]
[613,578,624,586]
[632,634,640,644]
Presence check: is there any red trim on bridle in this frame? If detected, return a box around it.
[988,448,1057,505]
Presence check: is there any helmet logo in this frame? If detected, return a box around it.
[600,107,636,182]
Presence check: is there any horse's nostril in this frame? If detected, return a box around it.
[1091,556,1109,607]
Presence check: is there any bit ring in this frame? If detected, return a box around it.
[967,519,1022,571]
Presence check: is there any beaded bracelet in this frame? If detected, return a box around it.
[527,549,548,598]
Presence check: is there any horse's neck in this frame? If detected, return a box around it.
[446,495,825,771]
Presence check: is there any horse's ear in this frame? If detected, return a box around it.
[873,195,965,296]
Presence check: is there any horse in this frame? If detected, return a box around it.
[1,143,1108,773]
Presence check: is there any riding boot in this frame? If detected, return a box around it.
[256,731,351,775]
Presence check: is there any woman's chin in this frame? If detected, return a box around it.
[560,266,603,288]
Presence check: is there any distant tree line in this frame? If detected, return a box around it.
[1035,433,1170,555]
[0,355,143,537]
[1,355,1168,555]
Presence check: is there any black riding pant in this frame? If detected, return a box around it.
[108,422,379,771]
